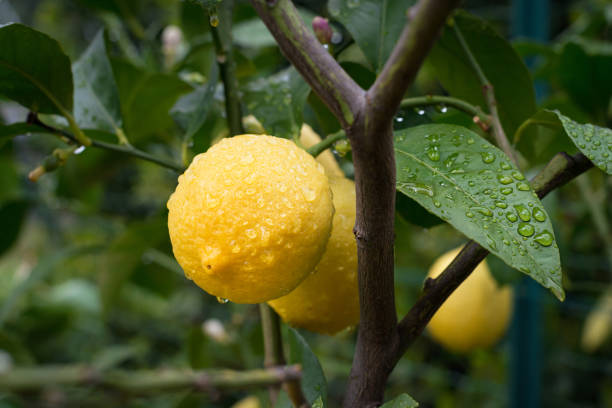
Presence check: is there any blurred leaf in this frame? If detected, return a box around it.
[395,124,563,300]
[396,190,443,228]
[517,110,611,174]
[233,18,276,48]
[514,109,576,165]
[111,58,192,141]
[0,0,20,24]
[0,199,28,256]
[426,11,536,139]
[312,396,324,408]
[0,330,34,364]
[171,63,219,143]
[559,38,612,117]
[92,344,144,370]
[0,23,73,115]
[45,279,101,315]
[287,328,327,406]
[186,325,212,369]
[328,0,412,73]
[99,218,167,313]
[73,29,124,137]
[244,67,310,139]
[0,246,96,327]
[380,394,419,408]
[0,123,49,147]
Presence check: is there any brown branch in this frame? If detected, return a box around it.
[395,152,594,356]
[366,0,461,133]
[0,364,302,394]
[259,304,308,408]
[248,0,364,127]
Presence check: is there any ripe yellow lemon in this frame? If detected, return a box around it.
[299,124,344,178]
[167,135,334,304]
[426,247,513,352]
[269,177,359,334]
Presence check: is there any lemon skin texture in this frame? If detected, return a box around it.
[426,247,513,353]
[167,135,334,304]
[269,177,359,334]
[299,124,344,178]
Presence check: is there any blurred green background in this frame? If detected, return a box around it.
[0,0,611,407]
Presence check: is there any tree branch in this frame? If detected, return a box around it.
[395,152,594,356]
[27,113,185,173]
[259,304,308,408]
[367,0,460,132]
[248,0,364,127]
[452,23,517,165]
[0,365,302,394]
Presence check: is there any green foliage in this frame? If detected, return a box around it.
[380,393,419,408]
[0,23,73,115]
[426,11,536,139]
[395,124,563,300]
[329,0,412,73]
[243,67,310,139]
[72,30,123,137]
[287,328,328,406]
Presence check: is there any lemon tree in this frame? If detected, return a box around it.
[167,134,334,303]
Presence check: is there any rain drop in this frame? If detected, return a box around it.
[534,230,554,246]
[500,187,513,195]
[495,201,508,209]
[497,174,513,185]
[518,223,535,237]
[481,151,495,164]
[515,204,531,221]
[209,13,219,27]
[216,296,229,304]
[517,182,530,191]
[506,212,518,222]
[511,171,525,180]
[532,207,546,222]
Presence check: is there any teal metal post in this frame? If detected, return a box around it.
[510,1,550,407]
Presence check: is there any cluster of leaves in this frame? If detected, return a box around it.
[0,0,611,407]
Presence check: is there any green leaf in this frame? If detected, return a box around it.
[426,11,536,139]
[244,67,310,139]
[380,394,419,408]
[312,396,324,408]
[0,199,28,257]
[171,63,219,142]
[537,110,611,174]
[99,219,167,313]
[559,38,612,117]
[111,58,192,142]
[395,124,563,300]
[0,23,73,115]
[73,29,124,137]
[287,328,327,406]
[329,0,412,73]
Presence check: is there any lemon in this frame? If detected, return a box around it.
[167,135,334,304]
[426,247,513,352]
[269,177,359,334]
[299,124,344,178]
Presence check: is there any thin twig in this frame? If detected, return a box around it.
[210,0,244,136]
[452,23,517,165]
[395,152,594,356]
[259,304,309,408]
[306,130,346,157]
[400,95,491,127]
[27,113,185,173]
[0,365,302,394]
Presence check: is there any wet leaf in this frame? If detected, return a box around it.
[395,124,563,300]
[329,0,412,73]
[287,328,327,406]
[380,394,419,408]
[0,123,49,147]
[171,63,218,143]
[0,23,73,115]
[73,30,124,137]
[426,11,536,139]
[244,67,310,139]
